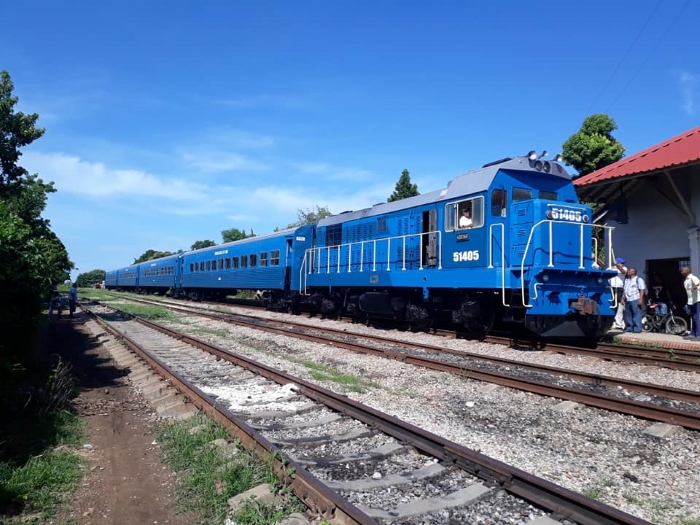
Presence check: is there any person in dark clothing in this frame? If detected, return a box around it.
[647,272,673,315]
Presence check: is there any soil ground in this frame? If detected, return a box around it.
[44,311,193,525]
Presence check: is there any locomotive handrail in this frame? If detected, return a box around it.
[304,230,443,278]
[520,220,615,308]
[488,223,510,307]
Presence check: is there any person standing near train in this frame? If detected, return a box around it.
[681,266,700,340]
[68,283,78,318]
[621,267,645,333]
[609,257,627,330]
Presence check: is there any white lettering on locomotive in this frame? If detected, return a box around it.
[452,250,480,262]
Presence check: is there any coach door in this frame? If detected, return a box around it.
[178,257,184,286]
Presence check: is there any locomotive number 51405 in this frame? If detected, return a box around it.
[453,250,480,262]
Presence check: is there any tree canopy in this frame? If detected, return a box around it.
[287,205,332,228]
[562,114,625,177]
[388,169,419,202]
[0,70,73,358]
[190,239,216,251]
[133,249,176,264]
[221,228,252,243]
[75,269,106,288]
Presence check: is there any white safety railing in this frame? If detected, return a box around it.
[519,220,615,308]
[298,231,443,293]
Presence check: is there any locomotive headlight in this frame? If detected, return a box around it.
[542,273,550,282]
[535,160,543,171]
[543,161,551,173]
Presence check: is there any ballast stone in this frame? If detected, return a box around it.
[227,483,276,513]
[552,400,581,413]
[644,422,681,438]
[527,516,562,525]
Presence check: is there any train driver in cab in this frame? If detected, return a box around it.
[459,208,473,228]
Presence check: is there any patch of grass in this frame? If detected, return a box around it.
[302,361,377,393]
[156,415,302,525]
[677,519,700,525]
[581,477,614,501]
[116,303,177,322]
[232,499,288,525]
[190,327,231,339]
[0,448,83,519]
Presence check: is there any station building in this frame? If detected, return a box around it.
[573,125,700,308]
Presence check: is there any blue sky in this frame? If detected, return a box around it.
[1,0,698,279]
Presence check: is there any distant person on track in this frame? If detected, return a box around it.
[68,283,78,318]
[621,267,645,333]
[608,257,628,330]
[681,266,700,340]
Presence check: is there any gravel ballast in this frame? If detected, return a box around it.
[148,303,700,524]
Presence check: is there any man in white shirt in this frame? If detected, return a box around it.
[681,266,700,339]
[608,257,627,330]
[459,209,473,228]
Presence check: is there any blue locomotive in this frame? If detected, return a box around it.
[106,153,617,338]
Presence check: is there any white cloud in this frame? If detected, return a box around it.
[214,94,305,110]
[678,70,698,115]
[178,149,269,173]
[23,151,209,201]
[290,161,374,181]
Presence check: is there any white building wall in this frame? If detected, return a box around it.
[604,176,695,275]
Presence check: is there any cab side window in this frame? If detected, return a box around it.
[491,189,507,217]
[444,196,484,231]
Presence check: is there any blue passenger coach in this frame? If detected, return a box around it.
[139,254,179,294]
[178,226,314,301]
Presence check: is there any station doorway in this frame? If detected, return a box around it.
[645,257,690,313]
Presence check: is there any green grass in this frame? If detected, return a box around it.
[114,303,177,322]
[156,415,303,525]
[302,361,377,393]
[0,409,84,523]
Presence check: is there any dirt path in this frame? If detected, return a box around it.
[46,312,193,525]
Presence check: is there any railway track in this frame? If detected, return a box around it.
[83,301,652,525]
[95,295,700,431]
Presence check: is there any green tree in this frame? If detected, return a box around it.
[287,205,332,228]
[0,71,45,192]
[75,269,106,288]
[133,249,175,264]
[562,114,625,177]
[221,228,250,243]
[388,169,419,202]
[190,240,216,251]
[0,70,72,359]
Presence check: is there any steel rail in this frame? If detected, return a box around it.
[86,309,375,525]
[110,297,700,428]
[121,312,652,525]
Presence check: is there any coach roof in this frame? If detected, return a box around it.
[318,157,572,227]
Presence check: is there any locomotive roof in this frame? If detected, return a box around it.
[318,157,572,227]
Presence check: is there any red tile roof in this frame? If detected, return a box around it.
[573,125,700,187]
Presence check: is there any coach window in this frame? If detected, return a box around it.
[271,250,280,266]
[232,256,239,269]
[218,259,224,270]
[445,196,483,232]
[539,190,557,200]
[211,259,216,270]
[260,252,268,267]
[250,254,257,267]
[226,258,231,269]
[194,262,198,272]
[241,255,248,268]
[491,189,507,217]
[205,261,210,271]
[513,187,533,201]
